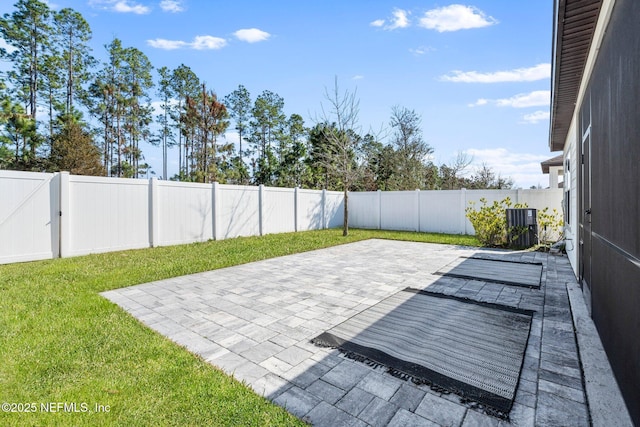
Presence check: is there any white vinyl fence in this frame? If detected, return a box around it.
[348,188,563,235]
[1,170,562,265]
[0,170,60,264]
[1,170,343,264]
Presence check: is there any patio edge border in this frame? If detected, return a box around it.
[567,281,633,427]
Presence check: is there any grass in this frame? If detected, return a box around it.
[0,229,479,426]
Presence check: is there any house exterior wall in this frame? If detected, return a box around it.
[558,0,640,422]
[563,120,579,274]
[547,165,562,189]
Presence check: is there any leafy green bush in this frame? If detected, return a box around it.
[537,207,564,247]
[465,197,527,247]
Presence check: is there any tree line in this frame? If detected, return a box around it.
[0,0,513,192]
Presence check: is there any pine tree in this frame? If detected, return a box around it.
[223,84,251,182]
[52,8,95,116]
[0,0,52,165]
[154,66,174,180]
[170,64,200,179]
[249,90,285,185]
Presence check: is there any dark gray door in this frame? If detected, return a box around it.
[580,131,592,306]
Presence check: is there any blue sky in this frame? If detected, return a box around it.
[1,1,556,188]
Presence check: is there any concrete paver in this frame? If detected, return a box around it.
[390,383,426,412]
[273,386,321,418]
[320,360,372,392]
[461,408,500,427]
[305,402,368,427]
[356,371,403,401]
[336,387,377,416]
[415,392,468,427]
[387,408,440,427]
[102,239,610,426]
[358,397,399,427]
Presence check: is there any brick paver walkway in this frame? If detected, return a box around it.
[102,239,589,426]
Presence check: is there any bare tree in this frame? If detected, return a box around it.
[451,151,473,176]
[439,151,474,189]
[317,77,362,236]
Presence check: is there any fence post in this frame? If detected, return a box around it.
[58,172,70,258]
[149,177,159,247]
[50,173,61,260]
[322,189,327,229]
[461,188,467,235]
[212,182,219,240]
[377,190,382,230]
[415,189,421,232]
[294,187,299,232]
[259,184,264,236]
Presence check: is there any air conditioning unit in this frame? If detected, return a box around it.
[506,208,537,248]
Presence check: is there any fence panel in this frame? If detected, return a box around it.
[0,170,59,264]
[517,190,564,213]
[348,188,564,235]
[325,191,345,229]
[381,191,418,231]
[348,191,380,229]
[262,187,296,235]
[419,190,464,234]
[216,184,260,239]
[156,180,213,246]
[464,189,516,207]
[67,175,149,256]
[297,189,325,231]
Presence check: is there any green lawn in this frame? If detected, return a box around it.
[0,229,479,426]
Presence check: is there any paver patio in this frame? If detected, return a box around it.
[102,239,592,426]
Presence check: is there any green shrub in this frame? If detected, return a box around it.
[537,207,564,247]
[465,197,527,247]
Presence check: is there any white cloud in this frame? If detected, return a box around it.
[113,1,150,14]
[90,0,151,14]
[496,90,550,108]
[409,46,435,56]
[147,38,187,50]
[466,148,550,188]
[0,39,16,54]
[192,35,227,50]
[522,110,550,124]
[42,0,60,10]
[159,0,184,13]
[441,63,550,83]
[352,75,364,80]
[150,100,163,115]
[371,8,410,30]
[150,98,178,115]
[387,8,410,29]
[470,91,550,108]
[147,35,227,50]
[224,131,240,146]
[419,4,497,32]
[468,98,489,107]
[233,28,271,43]
[223,131,243,154]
